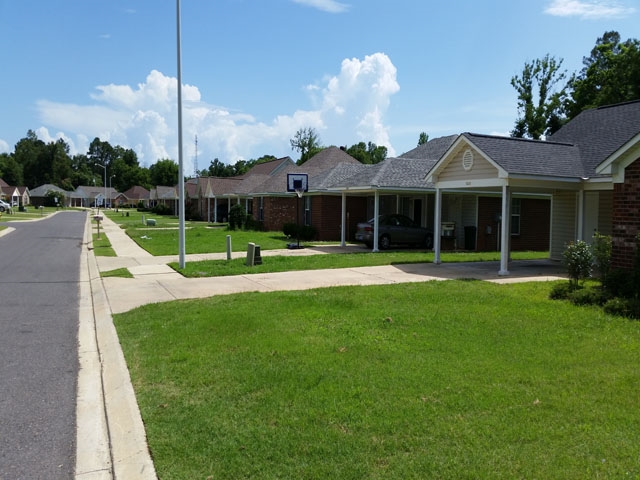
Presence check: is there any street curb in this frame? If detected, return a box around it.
[76,213,157,479]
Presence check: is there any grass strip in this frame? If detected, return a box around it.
[115,281,640,479]
[92,233,116,257]
[170,250,550,278]
[100,267,134,278]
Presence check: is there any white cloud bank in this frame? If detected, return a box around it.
[544,0,636,18]
[291,0,350,13]
[34,52,399,174]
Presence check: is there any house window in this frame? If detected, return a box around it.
[511,198,521,235]
[304,196,311,226]
[259,197,264,221]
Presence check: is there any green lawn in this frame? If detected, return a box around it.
[105,209,292,255]
[172,250,550,277]
[115,281,640,479]
[92,233,116,256]
[0,206,62,221]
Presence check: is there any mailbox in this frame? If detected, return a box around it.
[441,222,455,238]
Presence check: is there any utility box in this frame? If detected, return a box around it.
[441,222,456,238]
[146,218,156,226]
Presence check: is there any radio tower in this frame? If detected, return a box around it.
[194,134,198,177]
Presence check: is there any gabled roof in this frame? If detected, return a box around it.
[122,185,150,200]
[30,184,69,196]
[549,100,640,177]
[0,178,8,188]
[460,133,583,178]
[399,135,458,160]
[240,156,295,177]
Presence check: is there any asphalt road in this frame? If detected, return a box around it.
[0,211,86,480]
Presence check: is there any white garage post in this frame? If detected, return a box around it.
[373,190,380,252]
[499,184,510,276]
[341,192,347,247]
[434,188,442,264]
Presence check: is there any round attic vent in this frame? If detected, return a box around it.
[462,149,474,171]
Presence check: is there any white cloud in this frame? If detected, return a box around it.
[35,53,400,171]
[0,138,9,153]
[291,0,350,13]
[544,0,636,18]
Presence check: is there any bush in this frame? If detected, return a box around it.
[549,282,579,300]
[604,268,635,299]
[282,223,317,242]
[568,286,607,306]
[152,204,173,216]
[563,240,593,286]
[603,297,640,319]
[228,204,247,231]
[591,232,612,283]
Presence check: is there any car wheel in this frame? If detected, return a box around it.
[0,206,5,212]
[379,235,391,250]
[424,234,433,249]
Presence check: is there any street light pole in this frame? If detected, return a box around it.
[176,0,186,268]
[110,175,116,208]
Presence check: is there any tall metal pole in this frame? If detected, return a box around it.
[176,0,186,268]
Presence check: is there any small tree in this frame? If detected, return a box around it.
[563,240,593,286]
[591,231,612,283]
[228,203,246,231]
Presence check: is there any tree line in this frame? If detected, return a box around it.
[2,30,637,190]
[511,30,640,140]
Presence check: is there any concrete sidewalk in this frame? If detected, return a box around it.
[80,212,567,479]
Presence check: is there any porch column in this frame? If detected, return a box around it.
[373,190,380,252]
[340,192,347,247]
[208,197,211,223]
[499,184,511,276]
[396,194,400,213]
[214,198,218,223]
[434,188,442,264]
[576,190,585,241]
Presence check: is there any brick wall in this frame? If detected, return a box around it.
[476,197,550,252]
[611,157,640,270]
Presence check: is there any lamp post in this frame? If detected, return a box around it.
[110,174,116,208]
[95,163,106,210]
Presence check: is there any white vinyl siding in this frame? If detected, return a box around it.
[550,191,577,260]
[439,149,499,182]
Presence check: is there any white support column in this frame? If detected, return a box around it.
[214,198,218,223]
[434,188,442,264]
[340,192,347,247]
[208,197,211,223]
[396,194,400,213]
[576,190,585,241]
[373,190,380,252]
[499,184,511,276]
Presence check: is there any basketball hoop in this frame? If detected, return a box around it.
[287,173,309,249]
[294,187,304,198]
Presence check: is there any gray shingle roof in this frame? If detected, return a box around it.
[548,100,640,176]
[462,133,584,178]
[399,135,458,160]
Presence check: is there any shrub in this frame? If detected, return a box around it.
[228,204,247,231]
[152,203,173,216]
[568,286,607,307]
[591,232,612,283]
[604,268,635,299]
[603,297,640,319]
[282,223,317,242]
[562,240,593,286]
[549,282,579,300]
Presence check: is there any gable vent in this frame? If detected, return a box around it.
[462,149,474,171]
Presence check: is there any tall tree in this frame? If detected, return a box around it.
[14,130,46,188]
[0,153,23,185]
[511,54,568,139]
[418,132,429,146]
[566,31,640,119]
[290,127,322,165]
[149,158,179,186]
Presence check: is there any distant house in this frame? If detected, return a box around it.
[426,100,640,274]
[122,185,150,208]
[29,184,70,207]
[150,186,178,214]
[0,180,31,207]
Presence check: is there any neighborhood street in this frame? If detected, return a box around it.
[0,211,85,479]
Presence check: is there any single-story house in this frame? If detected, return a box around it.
[122,186,151,208]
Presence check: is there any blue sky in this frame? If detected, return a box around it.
[0,0,638,175]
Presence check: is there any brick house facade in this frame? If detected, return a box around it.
[611,157,640,270]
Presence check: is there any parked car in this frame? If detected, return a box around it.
[0,199,11,212]
[355,214,433,249]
